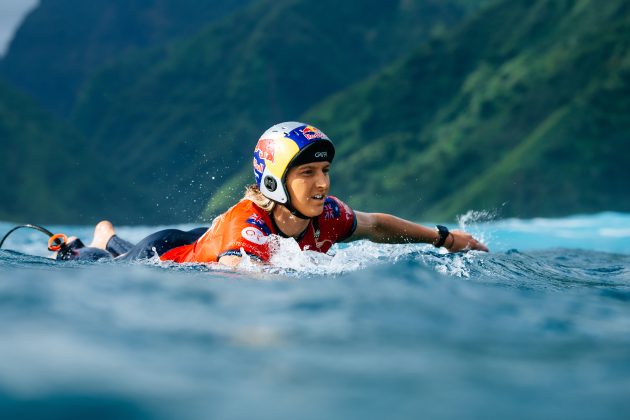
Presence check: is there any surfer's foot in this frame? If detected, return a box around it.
[50,235,78,259]
[89,220,116,250]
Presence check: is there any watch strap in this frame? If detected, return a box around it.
[434,225,450,248]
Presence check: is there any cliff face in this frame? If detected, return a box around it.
[1,0,628,224]
[0,0,252,117]
[204,0,630,220]
[0,80,98,223]
[68,0,474,223]
[299,0,630,220]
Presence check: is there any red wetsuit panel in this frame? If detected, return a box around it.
[160,200,273,263]
[298,196,356,253]
[160,197,356,263]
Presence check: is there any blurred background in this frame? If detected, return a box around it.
[1,0,629,225]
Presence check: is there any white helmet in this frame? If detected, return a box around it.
[253,122,335,216]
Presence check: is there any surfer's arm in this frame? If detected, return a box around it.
[218,255,243,267]
[218,252,266,267]
[351,211,488,252]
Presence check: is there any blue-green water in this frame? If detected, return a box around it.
[0,213,629,419]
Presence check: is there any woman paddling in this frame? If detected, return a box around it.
[50,122,488,264]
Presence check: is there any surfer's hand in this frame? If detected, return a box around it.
[446,230,489,252]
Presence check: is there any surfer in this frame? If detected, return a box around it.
[46,122,489,265]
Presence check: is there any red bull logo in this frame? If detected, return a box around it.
[253,157,264,174]
[302,126,325,140]
[255,138,275,162]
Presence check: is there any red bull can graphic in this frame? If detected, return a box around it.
[254,138,276,163]
[302,126,326,141]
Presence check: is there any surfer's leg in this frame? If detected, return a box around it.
[56,238,112,261]
[116,227,208,261]
[53,219,131,261]
[105,235,134,257]
[86,220,135,257]
[89,220,117,249]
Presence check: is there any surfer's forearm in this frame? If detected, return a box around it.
[352,212,440,244]
[352,212,489,252]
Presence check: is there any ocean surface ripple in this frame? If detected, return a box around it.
[0,213,629,420]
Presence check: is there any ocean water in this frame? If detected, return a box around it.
[0,212,629,420]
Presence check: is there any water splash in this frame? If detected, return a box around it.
[455,208,500,251]
[265,236,478,277]
[456,208,498,229]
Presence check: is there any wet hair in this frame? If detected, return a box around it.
[244,184,275,212]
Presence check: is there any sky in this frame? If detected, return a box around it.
[0,0,39,56]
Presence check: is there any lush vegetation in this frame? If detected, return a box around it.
[0,80,105,223]
[69,0,475,223]
[206,0,630,221]
[1,0,628,224]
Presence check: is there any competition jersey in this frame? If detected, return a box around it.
[160,196,357,263]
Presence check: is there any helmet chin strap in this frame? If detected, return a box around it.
[276,184,312,220]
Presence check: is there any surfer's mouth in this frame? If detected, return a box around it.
[311,194,325,201]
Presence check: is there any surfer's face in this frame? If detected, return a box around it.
[285,161,330,217]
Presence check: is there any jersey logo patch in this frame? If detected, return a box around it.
[302,126,326,140]
[254,138,275,162]
[246,214,272,235]
[323,198,341,220]
[241,227,267,245]
[315,238,333,250]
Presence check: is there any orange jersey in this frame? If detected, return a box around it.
[160,197,356,263]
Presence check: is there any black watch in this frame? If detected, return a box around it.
[434,225,450,248]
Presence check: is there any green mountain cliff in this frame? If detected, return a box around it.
[70,0,475,223]
[1,0,628,224]
[206,0,630,221]
[0,0,252,117]
[0,80,105,223]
